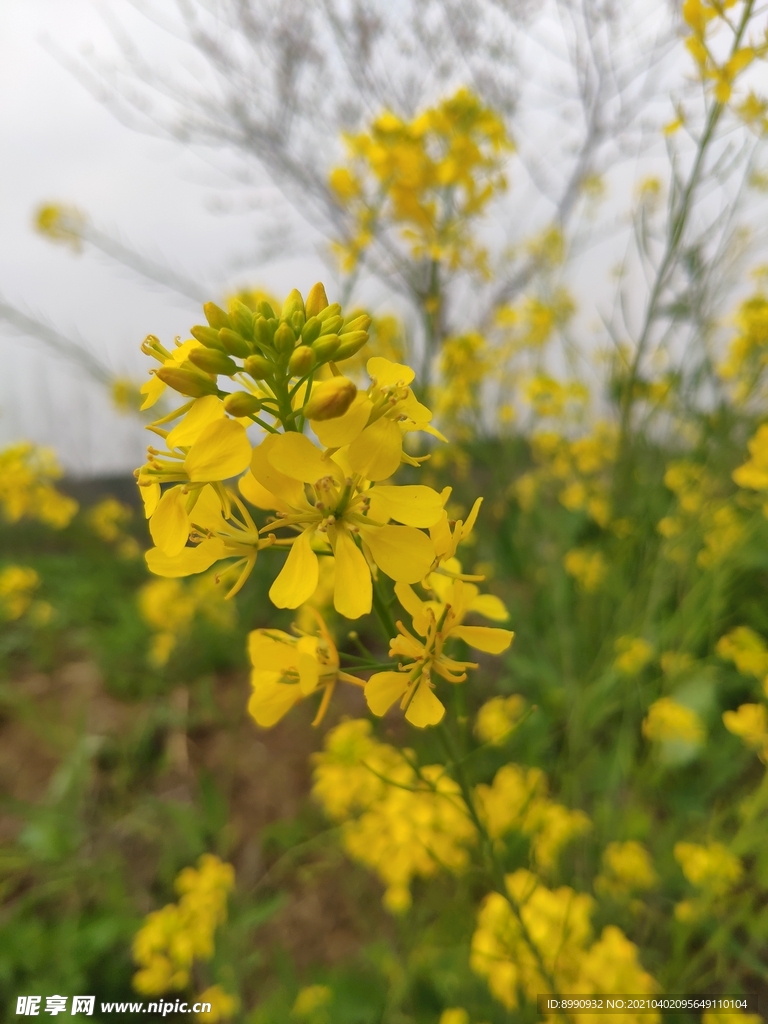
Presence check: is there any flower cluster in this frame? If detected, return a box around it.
[682,0,765,107]
[86,496,140,559]
[470,870,658,1018]
[132,854,235,996]
[0,442,77,529]
[474,764,591,873]
[595,841,659,903]
[673,841,743,922]
[0,565,42,622]
[658,460,745,569]
[329,87,512,273]
[311,719,475,913]
[717,626,768,760]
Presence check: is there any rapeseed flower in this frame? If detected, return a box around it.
[722,703,768,759]
[247,610,363,727]
[365,576,513,727]
[475,694,526,745]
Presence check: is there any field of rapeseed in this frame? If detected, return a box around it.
[4,1,768,1022]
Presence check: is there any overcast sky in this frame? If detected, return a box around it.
[0,0,326,474]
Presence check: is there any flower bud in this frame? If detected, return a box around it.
[230,301,255,339]
[311,334,341,361]
[218,328,252,359]
[254,318,277,349]
[203,301,232,331]
[291,310,306,334]
[341,314,372,334]
[188,347,238,376]
[281,288,305,322]
[304,376,357,421]
[317,303,342,323]
[155,367,219,397]
[257,300,275,320]
[244,354,272,380]
[319,315,343,336]
[274,322,297,355]
[302,316,322,345]
[191,325,226,350]
[288,345,316,376]
[305,282,329,318]
[333,331,369,360]
[223,391,262,417]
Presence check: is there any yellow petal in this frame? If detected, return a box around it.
[140,374,166,411]
[248,673,302,727]
[188,484,226,531]
[360,525,434,583]
[405,679,445,728]
[367,356,415,387]
[469,593,509,621]
[451,625,514,654]
[250,436,309,510]
[429,512,452,556]
[149,485,190,556]
[184,418,252,482]
[248,631,299,672]
[238,471,287,512]
[166,396,226,448]
[297,650,320,694]
[269,530,319,608]
[330,525,372,619]
[268,432,344,485]
[394,581,426,620]
[145,537,227,577]
[365,671,409,716]
[311,393,373,447]
[370,484,447,527]
[139,480,161,518]
[348,417,403,481]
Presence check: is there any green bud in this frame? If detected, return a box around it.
[281,288,305,321]
[274,322,297,355]
[190,325,226,350]
[230,301,255,339]
[254,318,277,349]
[223,391,262,417]
[317,303,342,323]
[155,367,219,397]
[291,309,306,334]
[288,346,316,376]
[341,314,372,334]
[218,328,253,359]
[311,334,341,360]
[244,354,272,380]
[305,282,329,318]
[257,301,275,319]
[304,376,357,421]
[319,315,343,336]
[203,301,232,331]
[334,331,370,361]
[188,347,238,376]
[301,316,322,345]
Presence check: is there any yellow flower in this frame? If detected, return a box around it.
[563,548,608,593]
[241,431,444,619]
[716,626,768,681]
[365,577,513,727]
[0,565,40,621]
[642,697,705,746]
[614,636,654,675]
[475,694,526,745]
[475,764,590,873]
[439,1011,469,1024]
[311,719,475,912]
[247,610,364,727]
[310,357,445,480]
[595,841,658,899]
[674,841,742,896]
[138,573,236,667]
[133,855,234,996]
[470,870,594,1008]
[722,703,768,759]
[195,986,238,1023]
[292,985,332,1019]
[733,424,768,490]
[0,442,78,529]
[573,926,659,1024]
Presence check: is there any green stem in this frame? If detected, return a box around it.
[372,576,398,642]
